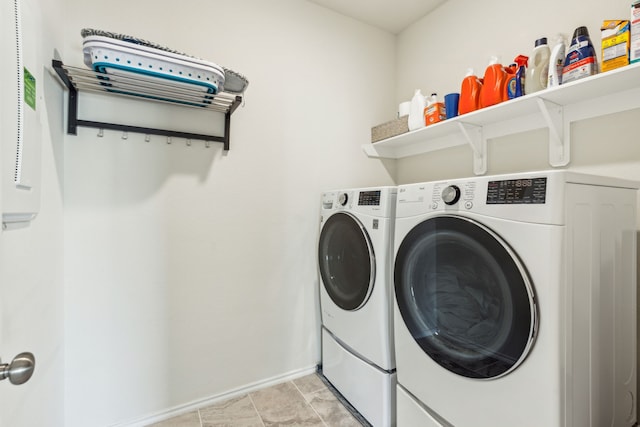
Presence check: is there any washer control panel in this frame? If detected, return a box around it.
[397,173,556,221]
[358,190,382,206]
[321,188,396,218]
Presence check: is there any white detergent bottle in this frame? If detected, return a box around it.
[408,89,427,131]
[547,34,566,87]
[525,37,551,94]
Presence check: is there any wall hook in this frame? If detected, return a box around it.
[167,136,172,145]
[145,135,151,142]
[97,129,104,138]
[205,141,211,148]
[186,139,192,147]
[121,131,128,140]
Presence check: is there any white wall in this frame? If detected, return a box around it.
[395,0,638,183]
[0,0,65,425]
[61,0,396,425]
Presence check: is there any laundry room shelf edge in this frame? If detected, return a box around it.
[363,62,640,175]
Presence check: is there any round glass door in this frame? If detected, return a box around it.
[318,212,375,311]
[394,215,537,379]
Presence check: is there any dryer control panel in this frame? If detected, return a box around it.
[486,177,547,204]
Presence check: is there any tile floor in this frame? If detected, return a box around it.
[147,372,365,427]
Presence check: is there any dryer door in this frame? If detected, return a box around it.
[394,215,537,379]
[318,212,375,311]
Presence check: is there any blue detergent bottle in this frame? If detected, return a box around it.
[562,26,598,84]
[514,55,528,97]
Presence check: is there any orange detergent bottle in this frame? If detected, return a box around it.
[503,63,517,100]
[480,56,509,108]
[424,93,446,126]
[458,69,483,115]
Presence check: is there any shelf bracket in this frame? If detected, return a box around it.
[457,122,486,175]
[536,98,568,167]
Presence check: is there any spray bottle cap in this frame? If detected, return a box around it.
[514,54,529,67]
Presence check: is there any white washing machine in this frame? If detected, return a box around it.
[392,170,638,427]
[318,186,397,426]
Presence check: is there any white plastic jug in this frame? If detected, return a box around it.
[408,89,426,131]
[525,37,550,94]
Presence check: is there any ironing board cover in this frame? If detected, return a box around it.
[81,28,249,94]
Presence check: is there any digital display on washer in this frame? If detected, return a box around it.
[358,190,381,206]
[486,177,547,204]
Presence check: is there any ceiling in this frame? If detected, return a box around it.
[306,0,446,34]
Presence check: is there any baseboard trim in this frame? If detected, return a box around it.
[111,365,319,427]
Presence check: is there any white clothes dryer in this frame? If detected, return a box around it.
[392,171,637,427]
[318,186,397,426]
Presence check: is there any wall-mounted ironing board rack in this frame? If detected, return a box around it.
[52,59,242,150]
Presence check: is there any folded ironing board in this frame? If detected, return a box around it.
[81,28,248,106]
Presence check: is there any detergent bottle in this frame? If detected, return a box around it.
[424,93,446,126]
[508,55,528,98]
[525,37,551,94]
[504,63,517,99]
[480,56,508,107]
[458,68,483,115]
[547,34,566,87]
[562,26,598,84]
[408,89,427,131]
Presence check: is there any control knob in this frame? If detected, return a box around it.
[441,185,461,205]
[338,193,349,206]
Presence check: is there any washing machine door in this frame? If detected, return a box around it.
[318,212,375,311]
[394,215,537,379]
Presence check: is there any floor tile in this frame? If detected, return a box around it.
[145,374,366,427]
[292,374,327,400]
[146,411,201,427]
[250,382,324,426]
[199,394,264,427]
[307,388,363,427]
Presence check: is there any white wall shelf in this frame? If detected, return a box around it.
[363,62,640,175]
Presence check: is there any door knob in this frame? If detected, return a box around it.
[0,352,35,385]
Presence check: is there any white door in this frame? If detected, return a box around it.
[0,1,40,425]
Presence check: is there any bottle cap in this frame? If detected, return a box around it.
[573,26,589,38]
[535,37,548,47]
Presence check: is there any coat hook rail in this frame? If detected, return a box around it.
[52,59,243,150]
